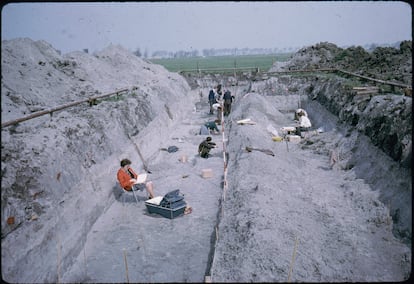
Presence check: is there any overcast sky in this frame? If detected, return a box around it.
[1,1,412,55]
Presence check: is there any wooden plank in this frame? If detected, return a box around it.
[353,86,379,91]
[356,90,379,95]
[338,69,411,89]
[2,88,129,128]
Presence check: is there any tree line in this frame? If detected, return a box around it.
[134,47,299,59]
[133,41,404,59]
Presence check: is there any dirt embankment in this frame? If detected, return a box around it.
[269,41,412,167]
[270,41,412,86]
[208,92,411,282]
[272,43,412,243]
[1,38,193,283]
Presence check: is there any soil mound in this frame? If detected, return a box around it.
[270,41,412,86]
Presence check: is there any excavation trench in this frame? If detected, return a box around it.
[62,81,410,282]
[2,78,411,283]
[2,39,411,283]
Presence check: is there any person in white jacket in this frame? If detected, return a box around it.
[299,115,312,128]
[296,109,312,136]
[294,108,308,120]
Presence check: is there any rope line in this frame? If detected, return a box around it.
[205,85,232,282]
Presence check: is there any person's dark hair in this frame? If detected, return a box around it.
[120,159,131,167]
[206,136,212,141]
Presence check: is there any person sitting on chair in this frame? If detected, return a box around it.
[117,158,155,199]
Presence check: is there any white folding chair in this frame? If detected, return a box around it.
[120,184,148,205]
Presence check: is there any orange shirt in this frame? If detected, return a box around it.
[117,166,137,191]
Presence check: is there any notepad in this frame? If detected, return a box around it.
[133,173,147,184]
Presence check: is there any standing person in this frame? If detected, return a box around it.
[198,136,217,158]
[117,158,155,199]
[216,84,223,101]
[223,89,234,116]
[208,87,217,114]
[216,105,223,124]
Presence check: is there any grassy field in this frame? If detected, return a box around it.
[149,53,293,73]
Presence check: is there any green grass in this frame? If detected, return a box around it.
[149,53,293,73]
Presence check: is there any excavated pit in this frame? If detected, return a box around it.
[1,39,411,282]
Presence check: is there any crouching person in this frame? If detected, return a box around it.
[295,111,312,136]
[198,136,216,158]
[200,120,220,135]
[117,158,155,199]
[294,108,308,121]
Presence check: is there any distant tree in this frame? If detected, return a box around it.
[191,50,199,57]
[133,48,142,57]
[202,48,215,57]
[153,50,174,58]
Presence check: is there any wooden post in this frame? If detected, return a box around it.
[123,249,130,283]
[127,134,151,173]
[57,235,61,283]
[287,236,299,282]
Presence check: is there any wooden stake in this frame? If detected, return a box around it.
[57,235,61,284]
[127,134,151,173]
[287,236,299,282]
[285,136,289,152]
[83,232,88,279]
[123,249,129,283]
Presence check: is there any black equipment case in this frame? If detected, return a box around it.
[145,189,186,219]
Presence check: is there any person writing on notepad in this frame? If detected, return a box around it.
[117,158,155,199]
